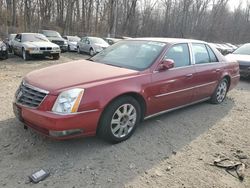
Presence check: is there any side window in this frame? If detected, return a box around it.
[81,37,85,42]
[164,43,190,68]
[192,43,210,64]
[206,45,218,62]
[15,34,21,41]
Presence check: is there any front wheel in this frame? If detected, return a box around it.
[210,78,228,104]
[22,49,30,60]
[52,53,60,60]
[77,46,81,54]
[97,96,141,143]
[89,48,95,56]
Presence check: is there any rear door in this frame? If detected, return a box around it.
[150,43,196,115]
[191,43,223,101]
[13,34,22,55]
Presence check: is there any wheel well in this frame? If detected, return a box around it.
[98,92,147,127]
[224,75,231,90]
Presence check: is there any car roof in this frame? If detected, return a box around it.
[128,37,206,44]
[18,33,42,35]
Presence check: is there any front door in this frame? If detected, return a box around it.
[149,43,196,115]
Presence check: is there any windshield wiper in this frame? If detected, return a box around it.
[104,63,122,68]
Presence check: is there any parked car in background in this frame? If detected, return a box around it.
[226,43,250,78]
[77,36,109,56]
[13,38,239,143]
[6,33,17,53]
[40,30,67,52]
[0,40,8,60]
[104,37,121,45]
[12,33,61,60]
[63,36,80,51]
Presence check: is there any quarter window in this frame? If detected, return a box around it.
[206,45,218,62]
[164,43,190,68]
[192,43,210,64]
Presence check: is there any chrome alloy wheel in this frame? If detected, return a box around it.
[22,50,26,60]
[111,104,137,138]
[216,80,227,103]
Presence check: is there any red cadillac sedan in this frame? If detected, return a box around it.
[13,38,240,143]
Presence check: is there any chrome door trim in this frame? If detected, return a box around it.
[154,81,217,98]
[144,97,210,120]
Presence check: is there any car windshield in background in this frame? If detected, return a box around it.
[22,34,49,42]
[68,36,80,42]
[91,40,166,70]
[43,31,62,38]
[89,37,108,45]
[233,44,250,55]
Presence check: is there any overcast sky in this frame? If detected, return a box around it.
[228,0,249,10]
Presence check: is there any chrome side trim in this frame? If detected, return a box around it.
[48,109,99,116]
[23,80,49,94]
[144,97,210,120]
[232,75,240,79]
[155,81,217,98]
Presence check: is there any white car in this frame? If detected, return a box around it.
[12,33,61,60]
[63,36,80,51]
[77,36,110,56]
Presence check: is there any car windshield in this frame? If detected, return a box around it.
[42,31,62,38]
[91,40,166,71]
[22,34,49,42]
[233,44,250,55]
[89,37,108,45]
[9,34,17,40]
[68,36,80,42]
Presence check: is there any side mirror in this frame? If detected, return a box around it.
[158,59,175,71]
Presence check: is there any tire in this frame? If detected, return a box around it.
[22,48,30,60]
[210,78,228,104]
[68,45,71,52]
[3,52,8,60]
[77,46,81,54]
[89,48,95,56]
[97,96,141,143]
[52,53,60,60]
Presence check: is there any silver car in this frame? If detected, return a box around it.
[63,36,81,51]
[12,33,61,60]
[77,37,109,56]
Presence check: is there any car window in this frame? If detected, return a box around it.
[192,43,210,64]
[206,45,218,62]
[164,43,190,68]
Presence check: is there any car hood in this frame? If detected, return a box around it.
[25,60,138,94]
[69,41,77,46]
[23,41,59,48]
[227,54,250,62]
[94,43,109,48]
[46,36,65,42]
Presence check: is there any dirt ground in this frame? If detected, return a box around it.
[0,53,249,188]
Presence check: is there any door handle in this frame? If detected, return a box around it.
[186,74,193,78]
[216,69,221,72]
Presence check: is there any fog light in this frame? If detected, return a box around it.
[49,129,83,137]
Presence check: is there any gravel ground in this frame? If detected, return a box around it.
[0,53,249,188]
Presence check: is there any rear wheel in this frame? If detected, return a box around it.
[22,48,30,60]
[97,96,141,143]
[210,78,228,104]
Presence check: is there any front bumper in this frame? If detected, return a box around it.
[28,50,60,55]
[60,45,68,51]
[240,67,250,77]
[13,103,101,139]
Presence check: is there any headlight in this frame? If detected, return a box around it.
[64,41,68,45]
[53,47,60,50]
[27,47,39,51]
[2,45,6,51]
[52,88,84,114]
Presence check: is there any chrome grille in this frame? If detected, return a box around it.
[52,40,64,46]
[16,82,48,108]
